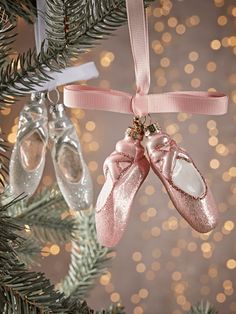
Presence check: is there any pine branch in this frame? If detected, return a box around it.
[0,8,16,70]
[0,0,154,108]
[62,299,126,314]
[47,0,154,52]
[20,196,78,244]
[188,301,218,314]
[6,185,113,301]
[0,45,56,106]
[59,211,112,300]
[0,24,16,69]
[5,185,64,217]
[0,197,23,272]
[62,299,94,314]
[0,137,9,192]
[0,0,36,24]
[5,185,112,298]
[15,212,78,244]
[6,186,79,244]
[96,305,126,314]
[0,198,66,313]
[16,235,41,267]
[0,195,120,314]
[1,269,65,313]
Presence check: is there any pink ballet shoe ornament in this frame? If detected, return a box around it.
[63,0,228,244]
[95,119,150,247]
[145,123,218,233]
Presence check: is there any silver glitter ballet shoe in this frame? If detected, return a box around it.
[49,103,93,210]
[9,92,48,196]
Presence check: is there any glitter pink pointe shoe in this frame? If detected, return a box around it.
[95,127,150,247]
[145,123,218,233]
[9,92,48,197]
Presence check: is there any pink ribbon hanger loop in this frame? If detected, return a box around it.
[63,0,228,116]
[126,0,150,97]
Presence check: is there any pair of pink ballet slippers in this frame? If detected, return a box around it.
[95,123,218,247]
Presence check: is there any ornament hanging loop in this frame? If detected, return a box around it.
[47,87,60,105]
[47,87,61,114]
[126,0,150,98]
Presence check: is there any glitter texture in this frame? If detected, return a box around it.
[146,129,218,233]
[95,131,150,247]
[9,92,48,196]
[49,103,93,211]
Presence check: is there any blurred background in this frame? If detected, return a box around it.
[1,0,236,313]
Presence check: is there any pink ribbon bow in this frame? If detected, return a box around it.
[64,85,228,116]
[63,0,228,116]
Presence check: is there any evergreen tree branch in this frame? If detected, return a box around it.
[5,184,112,299]
[0,195,126,313]
[0,0,154,108]
[62,299,126,314]
[188,301,218,314]
[16,235,41,267]
[0,7,16,71]
[6,186,112,298]
[0,198,66,313]
[0,137,9,191]
[6,186,79,244]
[59,211,112,300]
[0,0,36,24]
[0,24,15,69]
[96,305,126,314]
[62,299,94,314]
[5,185,64,218]
[15,212,78,244]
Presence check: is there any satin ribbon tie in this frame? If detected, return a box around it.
[64,85,228,116]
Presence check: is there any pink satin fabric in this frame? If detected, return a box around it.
[146,131,218,233]
[126,0,150,95]
[64,85,228,116]
[95,133,150,247]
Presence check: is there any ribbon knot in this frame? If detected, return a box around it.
[131,94,148,116]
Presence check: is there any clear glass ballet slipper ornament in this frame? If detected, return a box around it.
[9,92,48,197]
[95,118,150,247]
[49,103,93,211]
[145,123,218,233]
